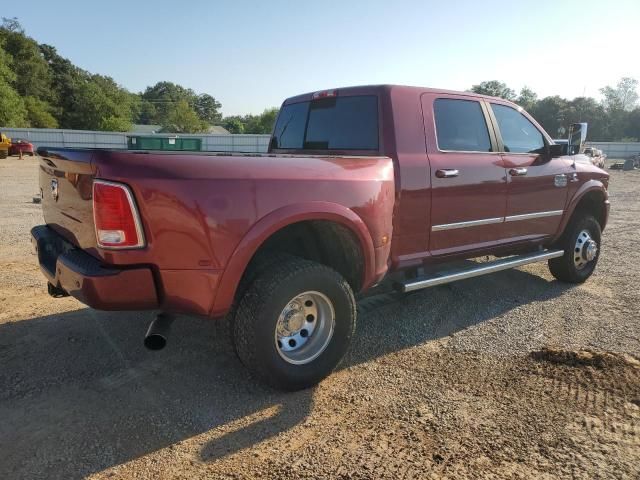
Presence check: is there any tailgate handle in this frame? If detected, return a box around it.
[435,169,459,178]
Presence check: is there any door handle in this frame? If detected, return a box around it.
[435,169,459,178]
[509,167,528,176]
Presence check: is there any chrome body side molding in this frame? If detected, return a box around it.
[432,210,564,231]
[431,217,504,232]
[504,210,564,222]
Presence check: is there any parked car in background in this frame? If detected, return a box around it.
[583,146,605,168]
[9,138,35,156]
[32,85,609,390]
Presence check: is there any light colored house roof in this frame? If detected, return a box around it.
[206,125,230,134]
[129,124,163,134]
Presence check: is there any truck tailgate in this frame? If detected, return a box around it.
[38,148,98,251]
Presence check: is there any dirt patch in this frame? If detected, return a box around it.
[0,157,639,479]
[531,347,640,369]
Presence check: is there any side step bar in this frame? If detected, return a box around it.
[396,250,564,293]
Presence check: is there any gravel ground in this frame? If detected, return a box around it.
[0,156,639,479]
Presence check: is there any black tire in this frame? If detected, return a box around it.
[233,257,356,391]
[227,252,294,356]
[549,214,601,283]
[0,150,7,159]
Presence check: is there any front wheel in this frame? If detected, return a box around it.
[548,214,601,283]
[233,257,356,391]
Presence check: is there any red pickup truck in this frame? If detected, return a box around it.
[32,85,609,390]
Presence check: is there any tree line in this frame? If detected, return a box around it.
[470,79,640,141]
[1,17,639,140]
[0,18,277,134]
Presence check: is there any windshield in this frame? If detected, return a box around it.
[271,95,379,152]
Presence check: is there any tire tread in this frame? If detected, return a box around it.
[234,257,355,390]
[549,214,601,283]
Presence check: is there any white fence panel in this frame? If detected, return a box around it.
[0,127,270,153]
[587,142,640,158]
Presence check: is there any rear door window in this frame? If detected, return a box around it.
[490,104,545,153]
[434,99,492,152]
[272,95,378,151]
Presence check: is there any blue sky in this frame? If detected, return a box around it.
[13,0,640,116]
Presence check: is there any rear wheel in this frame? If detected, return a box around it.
[0,150,7,159]
[548,214,601,283]
[233,257,356,391]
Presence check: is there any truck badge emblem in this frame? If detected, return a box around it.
[50,179,59,201]
[554,174,568,188]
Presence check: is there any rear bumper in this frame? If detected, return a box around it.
[31,225,159,310]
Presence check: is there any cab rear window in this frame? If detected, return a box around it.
[271,96,378,151]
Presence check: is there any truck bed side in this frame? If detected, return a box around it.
[37,148,395,316]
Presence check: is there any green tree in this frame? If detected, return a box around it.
[470,80,516,100]
[141,81,198,125]
[623,108,640,141]
[223,118,245,134]
[194,93,222,124]
[63,75,135,130]
[528,96,569,139]
[257,108,279,134]
[136,99,157,125]
[0,18,55,102]
[516,86,537,111]
[564,97,607,141]
[0,82,28,126]
[0,38,28,127]
[600,77,639,112]
[100,115,131,132]
[0,17,22,33]
[24,96,58,128]
[239,108,279,134]
[39,44,84,126]
[162,100,207,133]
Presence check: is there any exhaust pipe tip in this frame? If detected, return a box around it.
[144,334,168,351]
[47,282,69,298]
[144,313,174,351]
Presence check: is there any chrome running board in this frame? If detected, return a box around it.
[397,250,564,293]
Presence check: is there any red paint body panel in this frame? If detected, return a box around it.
[34,85,609,317]
[38,147,394,315]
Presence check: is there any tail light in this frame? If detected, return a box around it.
[93,180,145,249]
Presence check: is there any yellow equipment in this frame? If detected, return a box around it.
[0,132,11,159]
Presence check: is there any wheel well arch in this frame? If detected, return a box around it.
[210,204,375,317]
[243,220,365,291]
[571,189,607,229]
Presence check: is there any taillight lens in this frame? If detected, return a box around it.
[93,180,145,249]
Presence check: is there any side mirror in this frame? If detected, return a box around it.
[548,143,566,158]
[568,122,588,155]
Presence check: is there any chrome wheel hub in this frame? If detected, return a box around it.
[275,291,335,365]
[574,229,598,269]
